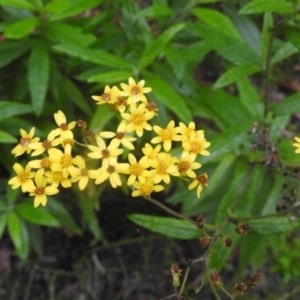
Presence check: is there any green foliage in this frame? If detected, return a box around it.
[1,0,300,297]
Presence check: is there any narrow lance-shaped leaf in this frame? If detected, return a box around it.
[0,0,38,10]
[0,129,17,143]
[239,0,294,14]
[138,23,185,69]
[261,12,273,69]
[8,211,22,251]
[128,214,201,239]
[0,101,33,122]
[271,42,298,65]
[88,71,133,84]
[271,93,300,115]
[28,41,50,116]
[4,18,39,39]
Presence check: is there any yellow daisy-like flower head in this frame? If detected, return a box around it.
[28,169,59,208]
[121,103,155,137]
[119,153,151,185]
[91,85,120,105]
[150,153,180,184]
[177,152,202,178]
[44,170,72,188]
[120,77,152,104]
[132,178,164,197]
[142,143,161,160]
[68,156,92,191]
[151,120,181,152]
[188,173,208,198]
[48,146,74,177]
[11,127,40,157]
[182,131,211,159]
[179,122,197,140]
[293,137,300,153]
[8,163,35,192]
[48,110,76,140]
[29,132,61,157]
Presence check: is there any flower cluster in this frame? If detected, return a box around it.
[9,78,210,207]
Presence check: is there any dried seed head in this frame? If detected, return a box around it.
[236,223,251,235]
[233,282,247,295]
[86,130,96,142]
[199,236,210,248]
[196,214,205,228]
[222,238,232,247]
[77,119,87,129]
[248,272,262,287]
[210,272,222,288]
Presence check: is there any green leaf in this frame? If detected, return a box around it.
[215,161,249,224]
[193,23,262,66]
[128,214,201,239]
[137,4,173,18]
[0,101,33,122]
[90,104,115,133]
[213,63,261,89]
[237,77,263,118]
[28,41,50,115]
[0,129,17,143]
[4,17,39,39]
[0,39,31,69]
[271,93,300,115]
[271,42,298,65]
[0,212,8,240]
[45,22,96,47]
[45,197,82,235]
[15,203,60,227]
[0,0,37,10]
[44,0,69,13]
[50,0,103,20]
[8,211,22,251]
[87,71,133,84]
[192,8,242,41]
[63,78,92,115]
[53,44,132,69]
[201,120,254,163]
[249,216,300,235]
[261,13,273,69]
[27,222,43,257]
[138,23,185,69]
[144,73,192,123]
[239,0,294,14]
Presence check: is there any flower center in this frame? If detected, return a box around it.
[53,172,63,183]
[146,102,157,111]
[178,161,190,172]
[60,123,68,131]
[42,140,51,149]
[130,163,143,176]
[141,183,153,196]
[81,168,89,176]
[190,141,202,154]
[132,113,145,125]
[160,128,173,141]
[35,187,45,195]
[41,157,51,169]
[102,93,111,102]
[197,174,208,185]
[102,149,109,158]
[131,86,140,95]
[62,139,74,148]
[183,128,194,139]
[18,171,29,183]
[20,137,31,147]
[157,162,167,174]
[107,165,115,173]
[116,132,125,139]
[60,154,72,167]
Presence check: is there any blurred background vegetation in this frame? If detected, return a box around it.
[1,0,300,299]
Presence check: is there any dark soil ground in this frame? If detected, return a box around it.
[0,190,299,300]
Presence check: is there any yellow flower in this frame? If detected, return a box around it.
[11,127,40,157]
[28,156,54,173]
[119,153,151,185]
[121,103,154,137]
[27,169,59,208]
[68,156,92,190]
[99,120,137,150]
[188,173,208,198]
[88,136,123,162]
[89,159,126,188]
[48,110,76,140]
[177,152,202,178]
[91,85,119,105]
[132,178,164,197]
[179,122,197,140]
[151,120,181,152]
[182,131,211,158]
[48,146,75,177]
[150,153,180,184]
[44,171,72,188]
[293,137,300,153]
[29,132,61,156]
[114,95,128,113]
[8,163,35,192]
[120,77,152,104]
[142,143,161,160]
